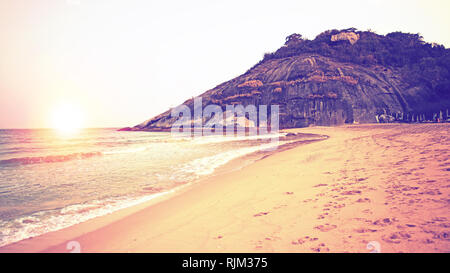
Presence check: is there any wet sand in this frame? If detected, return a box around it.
[1,124,449,253]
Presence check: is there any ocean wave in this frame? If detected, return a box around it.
[181,140,289,176]
[190,132,285,144]
[103,146,147,155]
[0,187,183,248]
[0,144,151,166]
[0,151,103,166]
[163,132,286,145]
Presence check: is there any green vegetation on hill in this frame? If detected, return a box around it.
[260,28,450,99]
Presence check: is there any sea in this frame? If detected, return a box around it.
[0,128,293,247]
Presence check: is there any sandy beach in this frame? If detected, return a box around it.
[1,124,449,253]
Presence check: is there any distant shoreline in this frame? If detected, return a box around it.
[118,120,450,132]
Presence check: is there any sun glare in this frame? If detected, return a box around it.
[51,103,84,135]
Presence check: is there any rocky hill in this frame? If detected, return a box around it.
[131,28,450,130]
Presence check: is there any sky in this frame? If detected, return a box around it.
[0,0,449,129]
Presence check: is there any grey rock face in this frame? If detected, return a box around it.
[131,31,450,130]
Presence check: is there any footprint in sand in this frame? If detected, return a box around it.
[314,224,337,232]
[331,186,345,192]
[341,190,362,195]
[253,211,270,217]
[334,203,346,209]
[311,243,330,252]
[372,218,398,226]
[419,189,442,195]
[432,231,450,241]
[362,209,373,214]
[402,186,420,191]
[291,236,318,245]
[355,227,377,233]
[317,212,328,219]
[382,231,411,244]
[302,198,318,203]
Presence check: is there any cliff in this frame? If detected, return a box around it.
[130,28,450,130]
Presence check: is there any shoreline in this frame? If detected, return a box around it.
[0,132,327,252]
[1,124,449,253]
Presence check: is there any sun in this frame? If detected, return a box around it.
[51,103,84,135]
